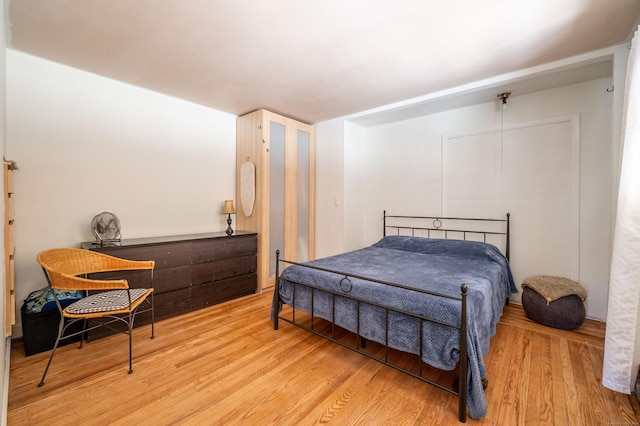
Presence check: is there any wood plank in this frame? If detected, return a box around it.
[538,333,554,426]
[497,327,532,425]
[580,342,607,424]
[477,322,511,425]
[559,338,581,426]
[525,332,542,425]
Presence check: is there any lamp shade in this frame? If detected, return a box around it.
[222,200,236,215]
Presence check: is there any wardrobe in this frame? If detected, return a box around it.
[236,109,315,291]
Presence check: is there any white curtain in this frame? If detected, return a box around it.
[603,26,640,393]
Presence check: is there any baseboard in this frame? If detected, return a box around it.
[1,337,9,426]
[11,324,22,340]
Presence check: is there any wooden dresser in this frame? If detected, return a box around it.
[80,232,257,332]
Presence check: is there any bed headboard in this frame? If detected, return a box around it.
[383,211,511,260]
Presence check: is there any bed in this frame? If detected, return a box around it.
[271,212,516,422]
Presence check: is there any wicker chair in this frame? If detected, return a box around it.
[36,247,155,387]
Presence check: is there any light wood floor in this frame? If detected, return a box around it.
[7,291,640,425]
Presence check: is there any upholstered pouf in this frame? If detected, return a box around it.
[521,275,587,330]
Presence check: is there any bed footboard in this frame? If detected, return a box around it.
[272,250,471,423]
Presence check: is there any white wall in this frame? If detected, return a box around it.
[6,50,237,336]
[314,118,345,258]
[343,121,368,252]
[317,78,615,321]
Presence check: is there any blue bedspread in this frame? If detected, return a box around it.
[271,236,517,419]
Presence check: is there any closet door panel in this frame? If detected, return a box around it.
[297,129,311,262]
[269,121,286,277]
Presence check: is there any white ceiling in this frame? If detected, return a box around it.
[7,0,640,125]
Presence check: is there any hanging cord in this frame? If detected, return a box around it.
[500,101,504,169]
[497,92,511,170]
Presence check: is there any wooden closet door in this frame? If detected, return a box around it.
[236,110,315,292]
[268,117,286,278]
[295,125,314,263]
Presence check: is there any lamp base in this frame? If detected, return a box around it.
[225,214,234,237]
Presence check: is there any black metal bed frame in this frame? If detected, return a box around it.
[272,211,511,423]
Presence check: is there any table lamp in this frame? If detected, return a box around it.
[222,200,236,236]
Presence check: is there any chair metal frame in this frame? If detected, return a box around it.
[36,248,155,387]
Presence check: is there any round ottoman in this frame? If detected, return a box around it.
[521,275,587,330]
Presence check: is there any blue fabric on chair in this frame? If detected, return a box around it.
[23,287,83,313]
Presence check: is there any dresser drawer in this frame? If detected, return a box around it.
[191,235,257,263]
[88,264,191,294]
[94,241,192,269]
[151,288,191,321]
[191,254,256,286]
[87,269,152,288]
[89,287,191,339]
[191,273,256,310]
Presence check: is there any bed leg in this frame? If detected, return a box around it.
[273,299,279,330]
[273,250,281,331]
[459,283,468,423]
[360,336,367,348]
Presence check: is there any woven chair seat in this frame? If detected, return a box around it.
[66,288,150,315]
